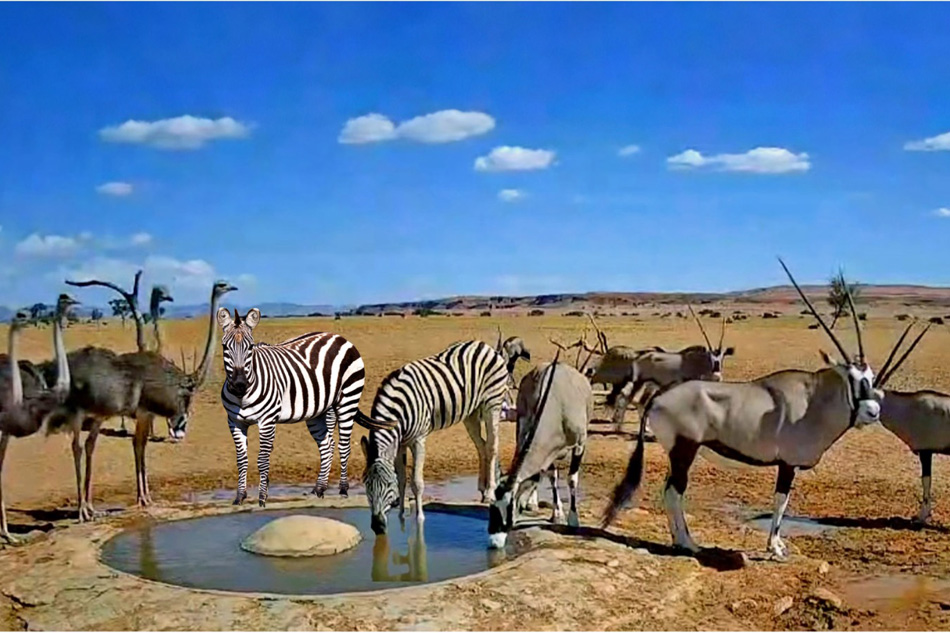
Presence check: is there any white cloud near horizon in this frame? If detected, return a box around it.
[338,109,495,144]
[96,181,134,196]
[667,147,810,173]
[99,115,251,150]
[475,146,556,172]
[618,144,641,157]
[498,189,525,202]
[14,233,81,258]
[905,131,950,152]
[934,208,950,218]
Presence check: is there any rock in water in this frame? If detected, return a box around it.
[241,515,361,557]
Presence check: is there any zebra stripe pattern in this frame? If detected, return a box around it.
[217,308,367,506]
[361,339,510,533]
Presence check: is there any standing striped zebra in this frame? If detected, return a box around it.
[358,338,529,535]
[217,308,396,507]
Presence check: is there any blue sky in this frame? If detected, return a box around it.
[1,2,949,307]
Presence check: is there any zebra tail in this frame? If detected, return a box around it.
[354,409,399,431]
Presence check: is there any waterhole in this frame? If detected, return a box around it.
[746,513,839,536]
[101,507,504,595]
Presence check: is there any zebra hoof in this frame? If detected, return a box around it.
[311,486,326,499]
[233,493,247,506]
[258,499,267,508]
[339,488,349,498]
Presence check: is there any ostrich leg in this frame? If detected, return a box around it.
[0,433,15,543]
[82,419,103,517]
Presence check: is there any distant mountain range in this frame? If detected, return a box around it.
[4,284,950,322]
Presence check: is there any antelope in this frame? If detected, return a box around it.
[869,320,946,524]
[602,258,927,560]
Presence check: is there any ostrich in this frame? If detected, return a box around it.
[148,284,174,356]
[0,295,78,541]
[46,280,237,517]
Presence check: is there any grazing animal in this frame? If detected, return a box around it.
[219,308,391,505]
[495,331,531,421]
[602,259,925,560]
[0,296,78,541]
[45,280,235,516]
[866,319,945,523]
[489,356,592,549]
[359,340,512,535]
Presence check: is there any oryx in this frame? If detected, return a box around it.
[586,309,735,429]
[495,328,531,422]
[870,321,945,524]
[489,351,591,549]
[601,258,926,560]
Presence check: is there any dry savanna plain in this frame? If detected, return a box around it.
[3,308,950,630]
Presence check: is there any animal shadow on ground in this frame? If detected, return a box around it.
[587,418,651,441]
[100,428,168,443]
[747,512,950,534]
[534,522,746,571]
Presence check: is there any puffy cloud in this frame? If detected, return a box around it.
[130,232,153,246]
[338,109,494,144]
[934,208,950,218]
[395,110,495,143]
[99,115,250,150]
[474,146,556,172]
[15,233,80,257]
[905,131,950,152]
[96,181,133,196]
[498,189,525,202]
[667,147,810,173]
[618,144,641,157]
[338,113,398,144]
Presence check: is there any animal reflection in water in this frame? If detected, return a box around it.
[372,523,428,582]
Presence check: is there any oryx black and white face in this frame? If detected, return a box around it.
[705,346,736,381]
[217,307,261,399]
[488,479,515,549]
[821,351,881,426]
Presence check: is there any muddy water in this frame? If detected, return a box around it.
[101,507,502,595]
[839,573,950,612]
[745,514,840,537]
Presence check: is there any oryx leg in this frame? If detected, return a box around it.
[918,451,933,525]
[409,438,426,523]
[664,438,700,552]
[549,465,565,524]
[612,380,637,430]
[767,463,796,560]
[567,445,585,528]
[462,415,490,500]
[485,406,502,501]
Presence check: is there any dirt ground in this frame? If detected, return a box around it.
[3,313,950,630]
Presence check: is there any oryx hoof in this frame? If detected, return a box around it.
[767,538,789,561]
[551,511,566,525]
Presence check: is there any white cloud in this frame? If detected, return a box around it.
[96,181,134,196]
[130,232,153,246]
[395,110,494,143]
[338,113,398,144]
[474,146,556,172]
[339,109,495,145]
[498,189,525,202]
[905,131,950,152]
[15,233,80,258]
[667,146,810,173]
[99,115,251,150]
[933,208,950,218]
[618,144,641,157]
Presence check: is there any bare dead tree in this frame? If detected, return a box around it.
[67,270,146,352]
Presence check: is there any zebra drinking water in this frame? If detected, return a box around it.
[217,308,395,506]
[358,338,528,535]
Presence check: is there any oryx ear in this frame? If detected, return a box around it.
[216,307,233,330]
[244,308,261,329]
[723,346,735,357]
[819,349,837,367]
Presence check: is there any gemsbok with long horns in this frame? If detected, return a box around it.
[602,258,928,560]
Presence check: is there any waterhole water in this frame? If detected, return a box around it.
[745,513,839,536]
[101,507,504,595]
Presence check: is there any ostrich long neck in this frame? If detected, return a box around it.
[150,293,164,355]
[52,310,70,394]
[192,290,221,387]
[7,325,22,406]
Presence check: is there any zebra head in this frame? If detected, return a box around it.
[217,307,261,398]
[360,435,399,535]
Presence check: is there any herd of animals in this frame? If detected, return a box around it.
[1,259,949,565]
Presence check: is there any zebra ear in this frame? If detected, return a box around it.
[244,308,261,329]
[216,307,233,330]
